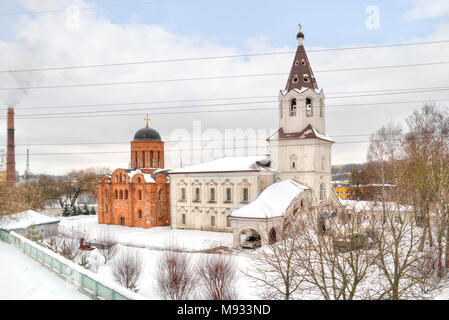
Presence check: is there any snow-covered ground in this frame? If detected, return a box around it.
[60,215,233,251]
[0,240,90,300]
[57,215,258,299]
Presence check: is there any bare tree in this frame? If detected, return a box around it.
[375,204,429,300]
[242,220,306,300]
[155,240,197,300]
[295,202,379,300]
[96,229,118,264]
[58,236,81,261]
[198,254,238,300]
[112,248,144,292]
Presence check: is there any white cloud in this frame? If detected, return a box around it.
[403,0,449,21]
[0,0,448,174]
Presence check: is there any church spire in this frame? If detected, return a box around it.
[285,24,318,92]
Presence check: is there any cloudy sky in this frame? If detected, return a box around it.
[0,0,449,175]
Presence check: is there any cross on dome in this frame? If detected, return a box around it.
[144,114,151,127]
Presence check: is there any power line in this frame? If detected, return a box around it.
[0,0,184,17]
[3,88,448,112]
[12,138,411,156]
[13,134,375,147]
[1,60,449,91]
[2,40,449,74]
[2,92,448,120]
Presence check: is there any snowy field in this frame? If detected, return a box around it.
[59,215,234,251]
[0,241,90,300]
[57,215,258,299]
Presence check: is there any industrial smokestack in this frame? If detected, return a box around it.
[6,107,16,183]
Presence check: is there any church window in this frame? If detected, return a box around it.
[120,190,123,199]
[210,188,216,202]
[320,99,324,117]
[303,75,310,83]
[301,59,306,65]
[243,188,249,202]
[138,190,142,200]
[115,190,118,199]
[105,205,108,213]
[181,214,186,225]
[120,217,125,225]
[158,151,160,167]
[134,151,137,168]
[194,187,200,202]
[142,151,146,167]
[290,99,297,116]
[138,209,142,219]
[180,187,186,201]
[210,215,216,227]
[225,188,232,202]
[150,151,154,167]
[290,154,297,169]
[295,60,299,66]
[226,216,231,228]
[292,76,299,83]
[320,183,325,201]
[125,190,128,200]
[306,98,312,116]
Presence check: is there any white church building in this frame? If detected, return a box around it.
[168,25,335,246]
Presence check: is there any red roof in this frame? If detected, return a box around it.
[285,36,318,92]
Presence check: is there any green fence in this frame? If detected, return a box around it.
[0,229,143,300]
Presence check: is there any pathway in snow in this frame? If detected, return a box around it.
[0,241,90,300]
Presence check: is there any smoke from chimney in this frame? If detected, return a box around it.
[6,107,16,183]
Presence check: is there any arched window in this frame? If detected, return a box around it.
[138,209,142,219]
[150,151,154,168]
[158,189,162,201]
[138,190,142,200]
[290,99,297,116]
[320,183,325,201]
[142,151,146,168]
[105,204,108,213]
[306,98,312,116]
[119,190,123,199]
[114,190,118,199]
[125,190,128,200]
[158,151,161,167]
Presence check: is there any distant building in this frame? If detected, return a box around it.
[333,183,396,200]
[97,119,170,228]
[0,210,60,238]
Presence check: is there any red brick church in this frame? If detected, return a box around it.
[97,118,170,228]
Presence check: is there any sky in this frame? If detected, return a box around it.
[0,0,449,175]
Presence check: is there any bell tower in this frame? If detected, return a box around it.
[268,25,334,202]
[130,115,165,173]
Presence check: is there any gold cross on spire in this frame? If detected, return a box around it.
[298,23,302,32]
[144,114,150,127]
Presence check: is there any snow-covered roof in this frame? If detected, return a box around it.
[126,169,155,183]
[123,168,170,183]
[169,156,272,174]
[339,199,413,213]
[280,87,323,95]
[230,179,309,219]
[0,210,60,231]
[267,125,334,143]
